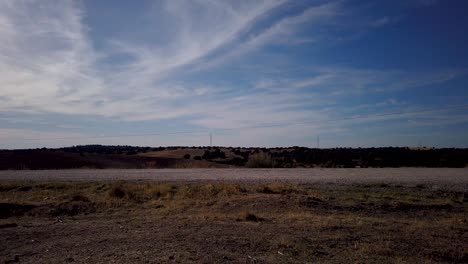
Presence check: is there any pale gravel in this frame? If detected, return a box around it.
[0,168,467,190]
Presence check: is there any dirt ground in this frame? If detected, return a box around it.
[0,179,467,263]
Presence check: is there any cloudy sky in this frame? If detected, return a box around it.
[1,0,467,148]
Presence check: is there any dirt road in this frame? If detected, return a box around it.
[0,168,467,190]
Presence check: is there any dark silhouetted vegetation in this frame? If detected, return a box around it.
[201,148,226,160]
[0,145,467,169]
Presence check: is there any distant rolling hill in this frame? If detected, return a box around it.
[0,145,467,169]
[0,147,226,170]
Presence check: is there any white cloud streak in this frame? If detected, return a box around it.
[0,0,291,122]
[0,0,466,147]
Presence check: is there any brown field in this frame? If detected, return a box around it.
[139,148,208,158]
[1,171,467,263]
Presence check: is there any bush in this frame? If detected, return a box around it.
[109,186,126,198]
[246,152,273,168]
[202,149,226,160]
[194,156,202,160]
[183,154,191,159]
[202,150,211,159]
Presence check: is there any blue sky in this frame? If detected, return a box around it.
[1,0,467,148]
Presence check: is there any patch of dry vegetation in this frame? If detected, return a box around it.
[1,181,467,263]
[245,152,273,168]
[237,211,264,222]
[0,181,465,216]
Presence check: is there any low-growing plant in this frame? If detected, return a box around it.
[108,185,126,199]
[245,152,273,168]
[257,182,305,195]
[143,183,175,199]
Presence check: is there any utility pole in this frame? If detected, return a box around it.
[210,133,212,147]
[316,135,320,149]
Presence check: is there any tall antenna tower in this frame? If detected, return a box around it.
[210,133,212,147]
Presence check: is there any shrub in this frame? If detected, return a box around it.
[108,186,126,199]
[183,154,191,159]
[143,184,175,199]
[202,149,226,160]
[202,150,211,159]
[246,152,273,168]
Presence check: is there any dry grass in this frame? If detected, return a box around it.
[0,181,465,213]
[1,181,467,263]
[256,182,306,194]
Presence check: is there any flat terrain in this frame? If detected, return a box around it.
[0,168,467,190]
[1,169,467,263]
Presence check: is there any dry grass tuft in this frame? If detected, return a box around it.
[257,182,304,194]
[142,183,175,199]
[108,185,127,199]
[237,211,264,222]
[177,183,245,199]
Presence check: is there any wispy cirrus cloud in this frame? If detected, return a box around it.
[106,0,287,82]
[0,0,103,114]
[252,67,466,95]
[0,0,291,121]
[0,0,333,123]
[0,0,466,148]
[191,1,343,71]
